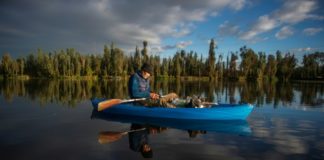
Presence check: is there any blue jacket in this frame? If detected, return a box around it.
[128,71,151,98]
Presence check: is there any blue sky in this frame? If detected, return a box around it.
[1,0,323,61]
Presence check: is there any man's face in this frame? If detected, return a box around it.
[142,71,151,79]
[142,143,152,153]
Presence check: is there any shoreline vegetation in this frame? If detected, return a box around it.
[2,75,324,84]
[1,40,323,82]
[0,78,323,108]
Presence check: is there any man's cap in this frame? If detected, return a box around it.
[141,63,153,75]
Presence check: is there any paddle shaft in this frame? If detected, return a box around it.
[120,128,146,135]
[98,95,166,111]
[98,97,147,111]
[98,128,146,144]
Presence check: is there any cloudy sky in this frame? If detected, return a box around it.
[1,0,323,59]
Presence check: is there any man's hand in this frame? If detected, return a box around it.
[150,93,160,100]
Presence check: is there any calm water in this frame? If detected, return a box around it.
[0,79,323,160]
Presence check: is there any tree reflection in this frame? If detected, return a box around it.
[0,79,323,108]
[295,82,324,107]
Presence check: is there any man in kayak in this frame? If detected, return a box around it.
[128,63,178,108]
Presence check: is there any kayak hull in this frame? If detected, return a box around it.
[91,98,254,120]
[91,110,252,136]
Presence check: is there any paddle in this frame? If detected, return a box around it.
[98,128,146,144]
[98,98,146,111]
[97,95,217,111]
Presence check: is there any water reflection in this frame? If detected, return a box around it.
[92,109,252,159]
[0,79,323,109]
[1,79,323,159]
[249,111,324,158]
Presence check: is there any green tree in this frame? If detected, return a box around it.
[141,41,149,64]
[216,54,223,79]
[114,48,124,76]
[161,58,169,76]
[229,53,238,79]
[240,46,258,80]
[1,53,12,77]
[84,56,93,76]
[301,52,324,79]
[91,55,101,76]
[265,54,277,80]
[134,46,141,71]
[277,52,297,82]
[257,52,266,81]
[173,52,182,77]
[207,39,216,79]
[102,45,111,76]
[16,58,25,76]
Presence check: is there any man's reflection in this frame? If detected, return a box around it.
[128,124,153,158]
[128,124,167,158]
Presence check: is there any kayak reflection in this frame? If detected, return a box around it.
[91,109,252,136]
[92,109,252,158]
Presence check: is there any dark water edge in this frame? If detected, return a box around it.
[0,79,323,160]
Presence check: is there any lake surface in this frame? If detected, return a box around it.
[0,79,323,160]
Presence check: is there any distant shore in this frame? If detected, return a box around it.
[1,75,323,83]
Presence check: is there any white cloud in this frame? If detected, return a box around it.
[229,0,246,11]
[275,26,294,39]
[240,15,278,40]
[239,0,320,41]
[274,0,318,24]
[291,47,317,53]
[161,40,193,51]
[176,41,193,49]
[218,21,240,37]
[210,11,219,17]
[303,27,323,36]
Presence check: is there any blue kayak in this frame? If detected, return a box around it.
[91,110,252,136]
[91,98,254,120]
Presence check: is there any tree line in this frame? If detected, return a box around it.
[1,39,323,81]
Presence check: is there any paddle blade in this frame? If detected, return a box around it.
[98,99,123,111]
[98,131,125,144]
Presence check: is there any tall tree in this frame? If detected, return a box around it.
[229,53,238,79]
[141,41,149,64]
[277,52,297,82]
[240,46,258,80]
[207,39,216,79]
[16,58,25,76]
[173,52,182,77]
[1,53,12,77]
[134,46,141,71]
[101,45,111,76]
[257,52,266,81]
[161,58,169,76]
[265,54,277,80]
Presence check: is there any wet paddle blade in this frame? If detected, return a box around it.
[98,131,125,144]
[98,99,123,111]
